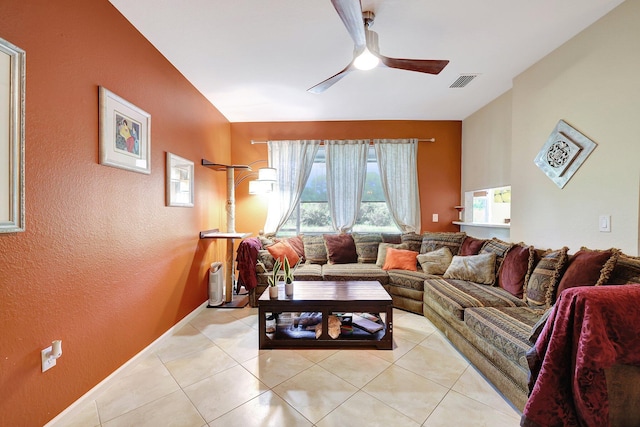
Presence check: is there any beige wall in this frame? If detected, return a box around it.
[461,90,512,194]
[463,0,639,255]
[511,0,639,254]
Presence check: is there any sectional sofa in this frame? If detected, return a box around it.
[237,231,640,413]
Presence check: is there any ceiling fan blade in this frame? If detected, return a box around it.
[331,0,366,48]
[307,63,354,93]
[378,56,449,74]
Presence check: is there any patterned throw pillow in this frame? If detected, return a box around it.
[554,247,619,300]
[381,233,402,244]
[376,243,409,267]
[606,253,640,284]
[443,253,497,285]
[524,247,569,308]
[480,238,514,281]
[323,234,358,264]
[352,233,383,264]
[417,247,453,275]
[258,234,276,248]
[400,232,423,252]
[420,232,467,256]
[302,235,328,264]
[382,248,419,271]
[256,250,275,273]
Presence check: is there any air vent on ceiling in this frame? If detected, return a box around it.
[449,74,479,88]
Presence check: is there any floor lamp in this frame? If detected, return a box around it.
[200,159,275,307]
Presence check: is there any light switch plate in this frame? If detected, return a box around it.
[599,215,611,232]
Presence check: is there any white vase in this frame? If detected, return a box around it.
[285,282,294,297]
[269,286,278,299]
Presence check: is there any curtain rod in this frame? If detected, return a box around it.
[250,138,435,144]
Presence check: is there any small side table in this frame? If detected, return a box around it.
[199,229,251,308]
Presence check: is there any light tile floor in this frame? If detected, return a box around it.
[52,307,522,426]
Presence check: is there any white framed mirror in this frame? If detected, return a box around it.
[0,37,25,233]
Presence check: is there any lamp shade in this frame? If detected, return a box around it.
[257,167,277,182]
[249,180,274,195]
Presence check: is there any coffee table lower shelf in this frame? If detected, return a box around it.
[257,281,393,350]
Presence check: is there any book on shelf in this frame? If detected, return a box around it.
[352,313,384,333]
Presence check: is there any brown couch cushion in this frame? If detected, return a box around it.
[400,232,423,252]
[460,236,487,256]
[555,247,618,299]
[424,277,526,321]
[420,231,467,255]
[524,247,569,308]
[323,233,358,264]
[498,244,535,298]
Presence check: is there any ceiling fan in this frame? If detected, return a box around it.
[307,0,449,93]
[308,0,449,93]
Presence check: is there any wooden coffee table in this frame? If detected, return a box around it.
[258,281,393,350]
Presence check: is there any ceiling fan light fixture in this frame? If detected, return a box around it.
[353,48,379,70]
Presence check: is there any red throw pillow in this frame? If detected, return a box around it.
[323,234,358,264]
[382,247,419,271]
[266,241,300,265]
[280,236,305,262]
[555,249,614,297]
[459,236,486,256]
[498,245,533,298]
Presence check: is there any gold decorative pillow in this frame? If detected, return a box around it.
[443,253,497,285]
[302,235,328,264]
[606,253,640,284]
[524,247,569,308]
[352,233,383,264]
[417,247,453,275]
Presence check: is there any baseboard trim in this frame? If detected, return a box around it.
[44,301,209,426]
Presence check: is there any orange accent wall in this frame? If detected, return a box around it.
[0,1,230,425]
[230,121,462,236]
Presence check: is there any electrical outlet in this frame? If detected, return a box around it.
[432,213,439,222]
[41,346,57,372]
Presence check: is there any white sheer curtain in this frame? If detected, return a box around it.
[325,140,369,232]
[264,140,321,234]
[374,139,421,232]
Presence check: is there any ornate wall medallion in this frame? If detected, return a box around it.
[534,120,597,188]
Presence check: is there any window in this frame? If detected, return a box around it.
[279,146,398,235]
[465,186,511,224]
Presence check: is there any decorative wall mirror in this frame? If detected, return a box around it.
[0,37,25,233]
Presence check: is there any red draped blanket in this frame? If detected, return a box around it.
[236,237,261,291]
[521,284,640,427]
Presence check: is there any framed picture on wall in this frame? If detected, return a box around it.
[99,86,151,174]
[0,37,25,233]
[166,152,194,207]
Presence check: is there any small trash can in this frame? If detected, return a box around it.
[208,262,224,307]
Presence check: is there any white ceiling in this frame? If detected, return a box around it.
[109,0,624,123]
